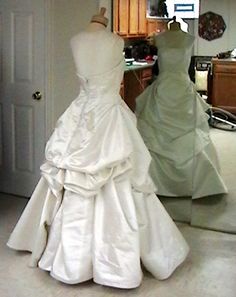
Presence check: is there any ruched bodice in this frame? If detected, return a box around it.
[44,59,128,172]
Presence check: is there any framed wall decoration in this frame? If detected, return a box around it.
[198,11,226,41]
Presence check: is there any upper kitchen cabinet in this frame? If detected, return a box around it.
[146,19,167,36]
[113,0,147,38]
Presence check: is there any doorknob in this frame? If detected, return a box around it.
[32,91,42,100]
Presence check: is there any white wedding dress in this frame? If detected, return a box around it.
[136,30,227,199]
[7,29,189,289]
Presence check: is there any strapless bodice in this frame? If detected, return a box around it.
[155,31,194,75]
[76,59,125,99]
[158,47,192,74]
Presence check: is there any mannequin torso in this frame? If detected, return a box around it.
[154,27,194,49]
[70,22,124,78]
[153,29,195,74]
[85,22,107,32]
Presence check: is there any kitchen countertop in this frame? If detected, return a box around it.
[125,61,155,72]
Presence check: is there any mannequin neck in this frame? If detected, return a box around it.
[86,22,106,32]
[169,21,181,31]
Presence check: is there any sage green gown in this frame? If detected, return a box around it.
[136,30,227,199]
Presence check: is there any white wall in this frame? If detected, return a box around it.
[99,0,112,31]
[194,0,236,55]
[51,0,99,125]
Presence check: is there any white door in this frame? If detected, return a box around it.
[0,0,46,197]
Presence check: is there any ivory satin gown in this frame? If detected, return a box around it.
[7,29,189,289]
[136,30,227,199]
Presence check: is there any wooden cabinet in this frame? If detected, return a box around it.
[121,66,153,111]
[146,18,167,36]
[113,0,147,38]
[211,59,236,114]
[120,80,125,99]
[113,0,129,36]
[138,0,147,35]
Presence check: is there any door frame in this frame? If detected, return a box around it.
[45,0,54,138]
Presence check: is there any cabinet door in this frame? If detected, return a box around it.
[123,70,142,111]
[114,0,147,37]
[147,19,167,35]
[120,82,125,99]
[113,0,129,36]
[129,0,139,35]
[138,0,147,35]
[212,72,236,113]
[141,77,152,89]
[147,19,158,35]
[123,67,153,111]
[141,67,152,89]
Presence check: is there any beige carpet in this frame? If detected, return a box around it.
[160,128,236,233]
[191,128,236,233]
[1,195,236,297]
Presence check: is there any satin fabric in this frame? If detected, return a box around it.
[136,31,227,199]
[7,56,189,288]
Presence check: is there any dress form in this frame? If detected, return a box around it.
[136,15,227,199]
[70,7,124,78]
[154,16,193,49]
[168,16,188,32]
[86,22,106,32]
[7,6,190,289]
[169,17,181,31]
[86,7,108,31]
